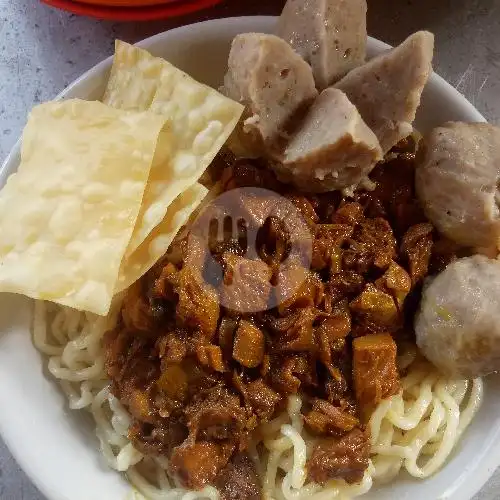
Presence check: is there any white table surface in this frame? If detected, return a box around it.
[1,0,500,498]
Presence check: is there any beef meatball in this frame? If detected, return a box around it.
[221,32,317,157]
[276,0,367,89]
[276,88,383,192]
[336,31,434,153]
[415,255,500,378]
[416,122,500,250]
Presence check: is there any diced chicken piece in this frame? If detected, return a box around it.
[157,332,188,366]
[170,441,234,490]
[276,0,367,89]
[346,218,397,273]
[416,255,500,378]
[129,419,188,457]
[238,190,291,228]
[316,224,354,244]
[303,399,359,436]
[245,379,282,420]
[157,365,189,402]
[221,254,272,313]
[176,266,220,340]
[317,314,350,377]
[312,224,354,271]
[332,201,365,226]
[307,428,369,484]
[151,262,179,301]
[274,88,383,192]
[233,320,265,368]
[214,453,262,500]
[375,261,411,307]
[353,333,400,408]
[277,268,324,314]
[316,304,350,363]
[270,354,314,394]
[350,283,399,329]
[316,310,352,342]
[221,158,281,191]
[218,317,238,361]
[400,223,434,285]
[415,122,500,249]
[335,31,434,153]
[185,387,247,442]
[286,194,320,226]
[222,33,317,156]
[122,281,156,332]
[328,271,365,304]
[127,389,156,424]
[268,307,318,353]
[312,241,342,273]
[281,315,316,353]
[197,345,227,373]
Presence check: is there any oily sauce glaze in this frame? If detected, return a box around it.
[104,138,458,499]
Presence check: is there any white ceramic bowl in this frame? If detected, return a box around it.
[0,15,498,500]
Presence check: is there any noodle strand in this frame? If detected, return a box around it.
[32,301,483,499]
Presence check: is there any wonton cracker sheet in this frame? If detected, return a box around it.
[103,41,244,256]
[0,99,170,316]
[116,183,208,292]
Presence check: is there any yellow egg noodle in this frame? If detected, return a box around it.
[32,299,483,500]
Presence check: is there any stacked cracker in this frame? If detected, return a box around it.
[0,41,243,316]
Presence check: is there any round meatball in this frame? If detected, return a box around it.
[415,255,500,378]
[415,122,500,249]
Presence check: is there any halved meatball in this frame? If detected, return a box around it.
[276,0,367,89]
[274,88,383,192]
[222,33,317,156]
[335,31,434,153]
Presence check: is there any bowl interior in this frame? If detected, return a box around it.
[0,15,497,500]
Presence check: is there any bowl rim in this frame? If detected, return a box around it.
[0,16,486,175]
[0,15,496,500]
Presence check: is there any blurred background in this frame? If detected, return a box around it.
[0,0,499,498]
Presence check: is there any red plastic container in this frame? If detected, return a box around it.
[78,0,181,5]
[42,0,223,21]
